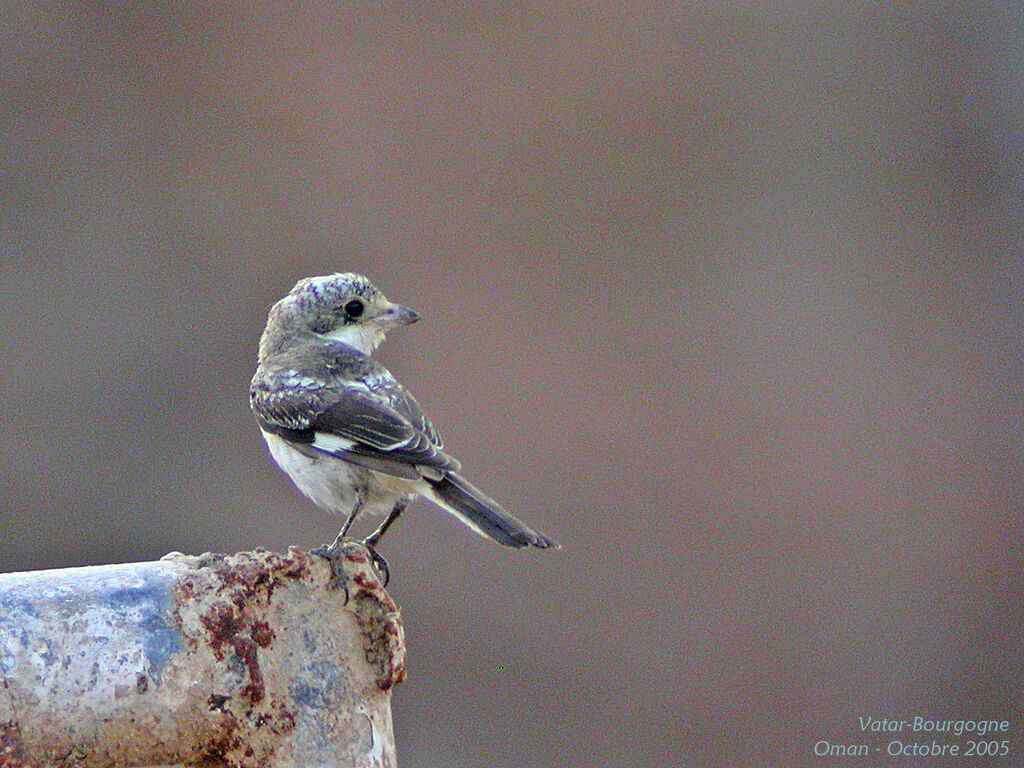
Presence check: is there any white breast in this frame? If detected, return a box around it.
[261,430,420,519]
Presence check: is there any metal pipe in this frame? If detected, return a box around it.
[0,545,404,767]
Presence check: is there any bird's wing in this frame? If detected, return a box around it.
[251,364,459,479]
[366,374,445,448]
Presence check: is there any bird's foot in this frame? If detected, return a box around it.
[311,537,350,603]
[360,538,391,587]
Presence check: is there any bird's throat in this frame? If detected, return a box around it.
[324,324,385,355]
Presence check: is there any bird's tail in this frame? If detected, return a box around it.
[425,473,560,549]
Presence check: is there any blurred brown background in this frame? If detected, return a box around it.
[1,3,1021,766]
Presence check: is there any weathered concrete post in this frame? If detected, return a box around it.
[0,544,404,768]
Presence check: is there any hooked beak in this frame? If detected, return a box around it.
[375,302,421,329]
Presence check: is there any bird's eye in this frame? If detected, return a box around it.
[343,299,365,318]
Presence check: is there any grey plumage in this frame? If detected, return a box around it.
[251,272,559,553]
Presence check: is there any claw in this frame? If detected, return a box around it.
[311,541,350,604]
[361,540,391,587]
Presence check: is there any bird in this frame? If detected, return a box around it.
[250,272,559,584]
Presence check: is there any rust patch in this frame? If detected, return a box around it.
[165,546,403,764]
[0,720,26,768]
[253,698,296,735]
[353,593,407,690]
[195,709,242,768]
[251,620,274,648]
[0,670,25,768]
[170,550,312,766]
[340,542,406,690]
[344,548,369,565]
[176,551,309,706]
[198,603,266,704]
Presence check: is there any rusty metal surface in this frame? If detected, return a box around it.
[0,559,190,766]
[0,675,25,768]
[0,545,403,768]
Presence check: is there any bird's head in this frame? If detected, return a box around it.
[260,272,420,357]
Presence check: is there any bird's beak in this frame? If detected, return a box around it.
[375,302,421,328]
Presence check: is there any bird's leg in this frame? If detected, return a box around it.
[361,498,409,587]
[363,498,407,549]
[319,506,360,557]
[311,492,365,598]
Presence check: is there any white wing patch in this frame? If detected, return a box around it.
[311,430,416,457]
[311,432,357,454]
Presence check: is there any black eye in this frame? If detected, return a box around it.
[343,299,365,318]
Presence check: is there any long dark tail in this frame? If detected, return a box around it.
[426,473,559,549]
